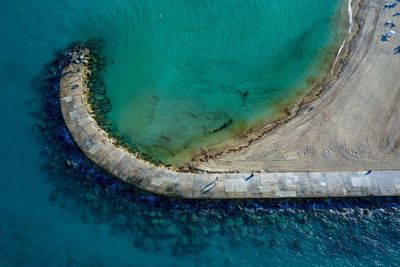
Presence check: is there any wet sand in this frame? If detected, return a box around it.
[193,0,400,172]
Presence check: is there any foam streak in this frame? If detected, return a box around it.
[348,0,353,33]
[331,0,353,74]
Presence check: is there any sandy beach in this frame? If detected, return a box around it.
[193,0,400,172]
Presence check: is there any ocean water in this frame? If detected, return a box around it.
[101,0,346,165]
[1,0,400,267]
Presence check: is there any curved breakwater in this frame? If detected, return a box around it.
[59,46,400,199]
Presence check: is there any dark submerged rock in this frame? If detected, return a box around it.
[29,40,400,260]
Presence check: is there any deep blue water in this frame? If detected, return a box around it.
[1,1,400,266]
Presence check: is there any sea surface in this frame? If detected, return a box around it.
[1,0,400,266]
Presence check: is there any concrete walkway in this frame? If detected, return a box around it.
[59,51,400,198]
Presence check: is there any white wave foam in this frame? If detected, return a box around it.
[348,0,353,33]
[331,40,346,74]
[331,0,353,74]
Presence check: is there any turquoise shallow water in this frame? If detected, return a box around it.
[102,0,344,165]
[2,1,400,266]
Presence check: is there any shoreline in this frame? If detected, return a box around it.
[89,0,358,169]
[187,0,364,171]
[65,1,364,173]
[195,0,400,173]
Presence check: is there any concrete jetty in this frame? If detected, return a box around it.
[59,49,400,199]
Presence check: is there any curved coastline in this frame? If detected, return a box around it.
[98,0,351,168]
[188,0,362,169]
[195,0,400,173]
[59,0,400,201]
